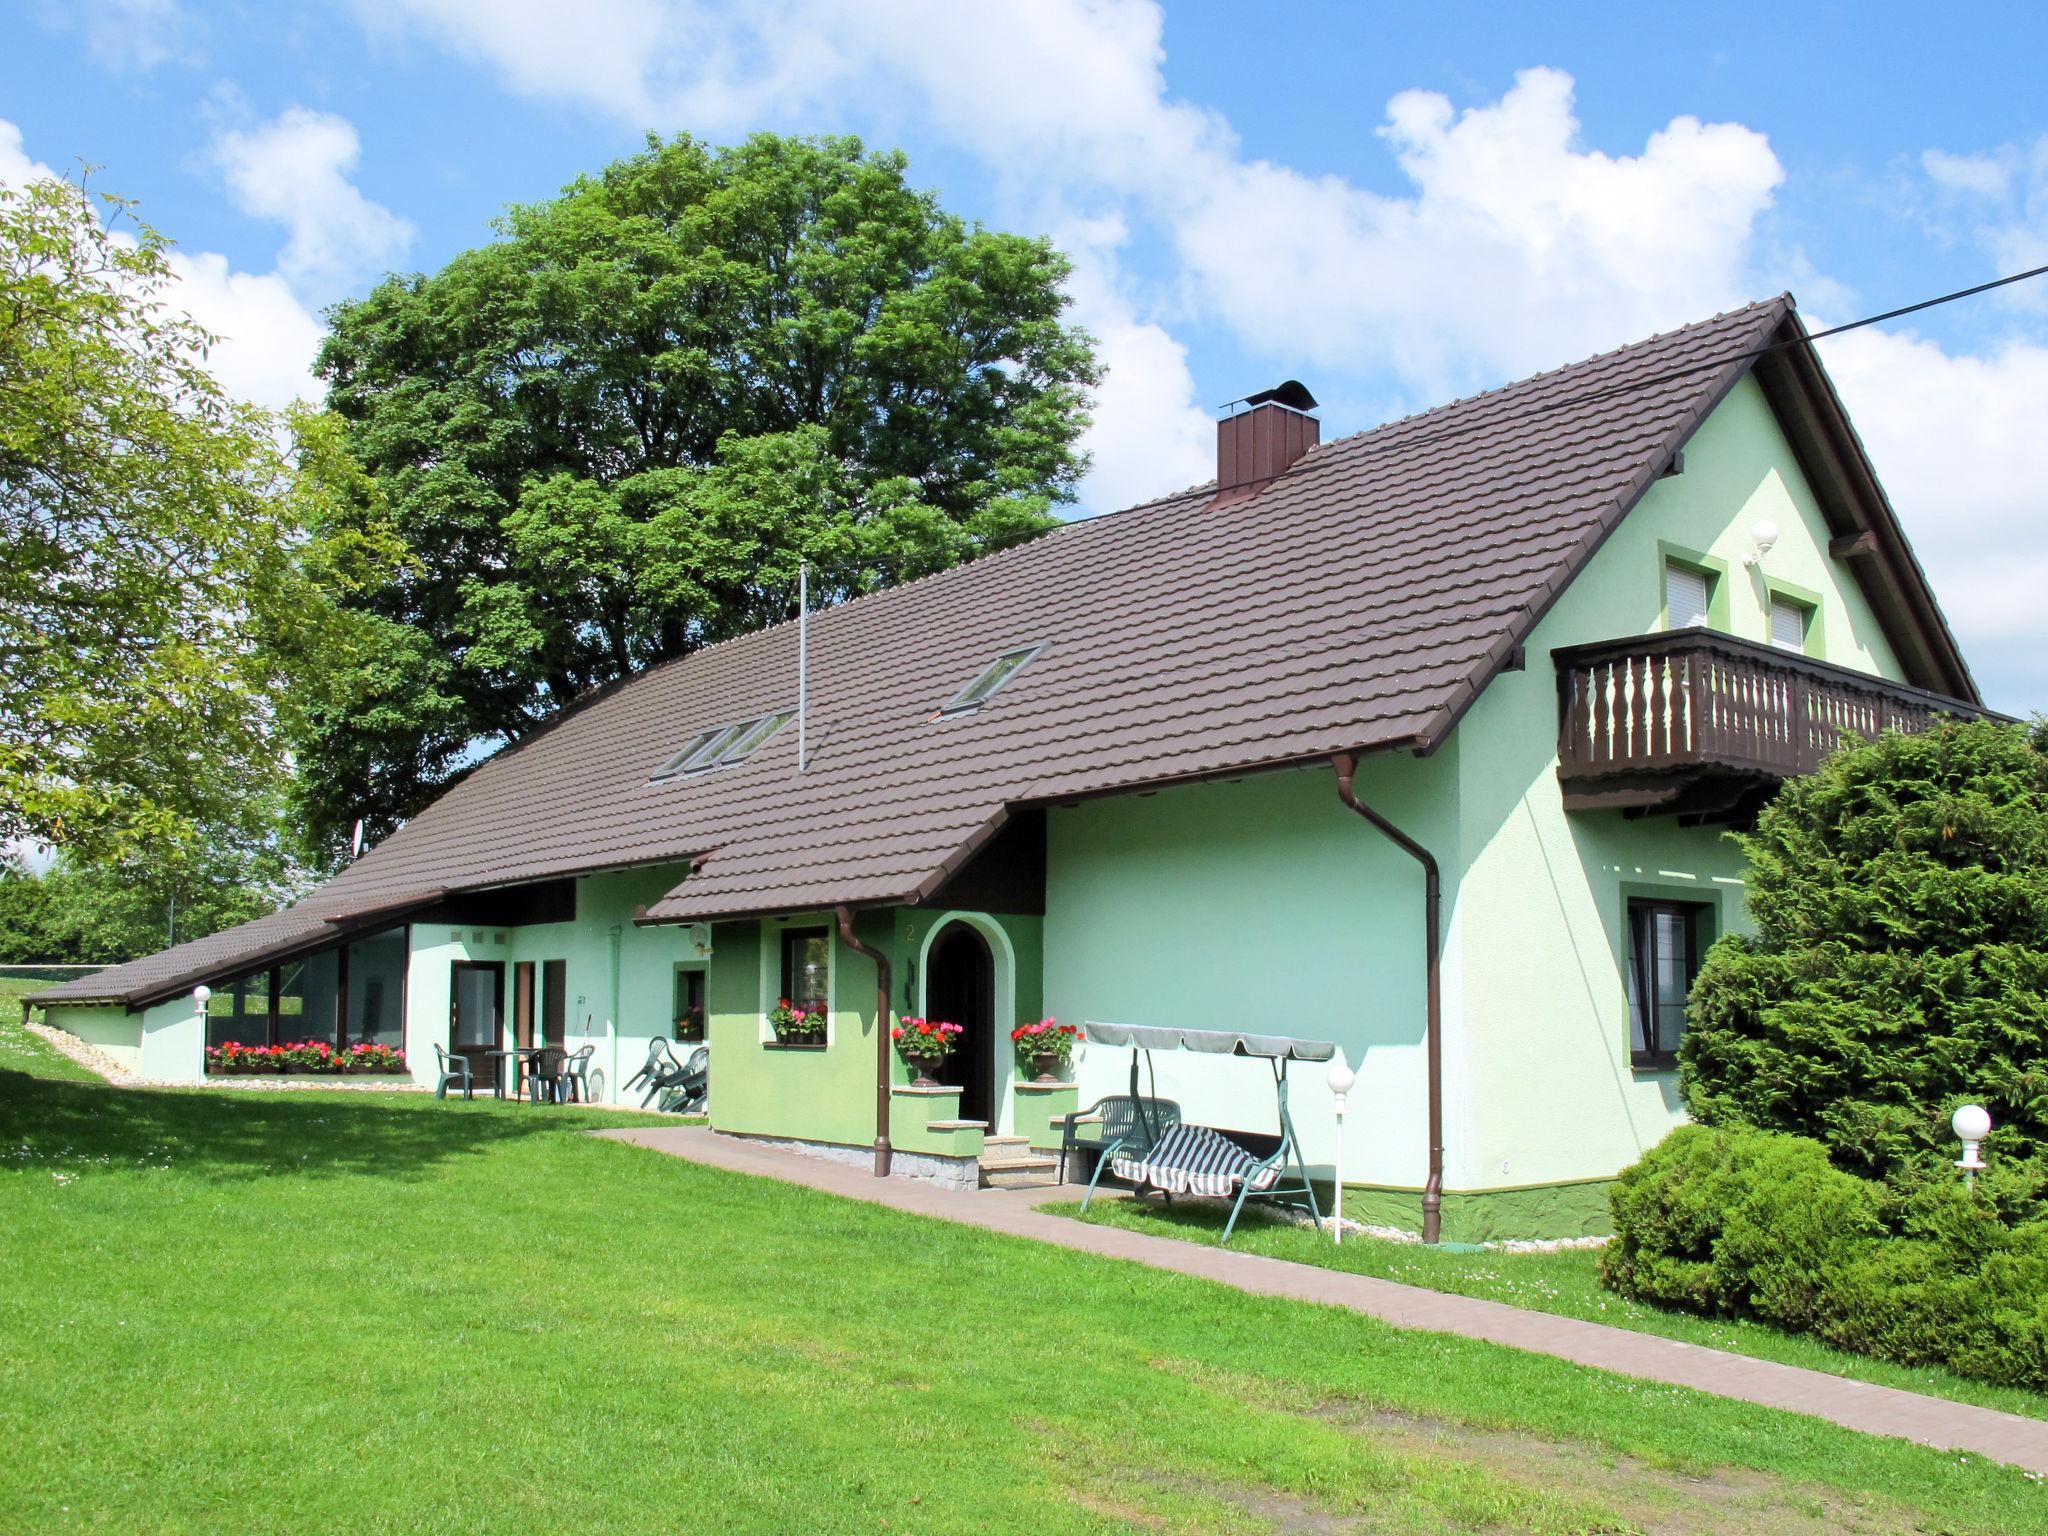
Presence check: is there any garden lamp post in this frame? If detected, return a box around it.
[1953,1103,1991,1191]
[1327,1055,1356,1245]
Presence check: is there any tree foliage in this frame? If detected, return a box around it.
[302,132,1100,854]
[0,174,310,880]
[1681,719,2048,1188]
[0,847,295,966]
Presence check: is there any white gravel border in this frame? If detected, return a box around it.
[24,1020,426,1092]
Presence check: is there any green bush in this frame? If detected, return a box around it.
[1605,1126,2048,1389]
[1680,719,2048,1188]
[1602,1126,1882,1324]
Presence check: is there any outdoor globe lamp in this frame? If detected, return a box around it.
[1327,1057,1356,1244]
[1953,1103,1991,1189]
[192,985,211,1009]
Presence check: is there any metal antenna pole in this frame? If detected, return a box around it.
[797,558,808,773]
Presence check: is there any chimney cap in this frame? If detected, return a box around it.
[1226,379,1318,414]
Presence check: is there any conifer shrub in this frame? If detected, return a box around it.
[1680,718,2048,1187]
[1606,719,2048,1389]
[1604,1127,2048,1388]
[1602,1126,1882,1324]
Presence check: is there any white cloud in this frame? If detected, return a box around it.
[36,0,197,74]
[1,116,328,411]
[1917,136,2048,310]
[1820,326,2048,711]
[1923,148,2011,200]
[0,120,60,188]
[162,251,330,410]
[1171,68,1783,391]
[1055,217,1213,513]
[209,107,415,300]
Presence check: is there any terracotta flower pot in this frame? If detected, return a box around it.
[1031,1052,1064,1084]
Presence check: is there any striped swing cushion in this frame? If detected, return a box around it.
[1111,1124,1280,1198]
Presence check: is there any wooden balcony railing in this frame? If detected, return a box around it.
[1554,628,1987,792]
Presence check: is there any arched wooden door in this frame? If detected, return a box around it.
[927,922,997,1126]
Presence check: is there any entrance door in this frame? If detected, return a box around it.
[450,962,505,1091]
[927,923,997,1126]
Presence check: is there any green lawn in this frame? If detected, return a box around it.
[1053,1192,2048,1424]
[1,1039,2043,1532]
[0,979,100,1082]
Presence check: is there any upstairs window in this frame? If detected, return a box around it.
[939,644,1045,716]
[1664,561,1712,630]
[1769,595,1812,653]
[652,709,794,781]
[1626,899,1709,1068]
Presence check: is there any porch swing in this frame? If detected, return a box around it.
[1077,1021,1335,1244]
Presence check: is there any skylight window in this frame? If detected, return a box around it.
[939,644,1045,717]
[652,709,795,781]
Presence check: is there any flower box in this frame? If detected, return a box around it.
[206,1041,409,1076]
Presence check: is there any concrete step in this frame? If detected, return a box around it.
[980,1149,1060,1190]
[980,1134,1031,1156]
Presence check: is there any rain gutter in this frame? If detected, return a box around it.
[1332,753,1444,1244]
[835,905,894,1178]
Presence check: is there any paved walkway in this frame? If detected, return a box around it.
[596,1125,2048,1476]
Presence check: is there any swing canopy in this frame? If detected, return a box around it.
[1082,1021,1337,1062]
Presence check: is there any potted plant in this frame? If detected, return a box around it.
[1011,1018,1080,1082]
[892,1016,963,1087]
[674,1005,705,1043]
[768,996,825,1045]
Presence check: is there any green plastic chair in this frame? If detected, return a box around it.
[433,1044,473,1101]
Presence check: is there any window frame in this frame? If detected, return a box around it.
[1625,897,1711,1069]
[777,925,831,1017]
[652,709,795,782]
[672,963,707,1042]
[1763,576,1826,659]
[1655,542,1730,634]
[938,643,1047,717]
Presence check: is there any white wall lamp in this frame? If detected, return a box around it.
[1741,518,1780,568]
[1953,1103,1991,1191]
[192,985,211,1014]
[1326,1054,1356,1245]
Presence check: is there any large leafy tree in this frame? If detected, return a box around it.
[1681,719,2048,1188]
[304,132,1099,852]
[0,174,312,887]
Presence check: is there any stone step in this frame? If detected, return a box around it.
[979,1150,1060,1190]
[980,1134,1031,1155]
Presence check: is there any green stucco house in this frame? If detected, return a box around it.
[26,295,1991,1241]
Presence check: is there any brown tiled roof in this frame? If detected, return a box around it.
[31,296,1975,1008]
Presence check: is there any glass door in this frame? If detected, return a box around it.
[449,962,505,1093]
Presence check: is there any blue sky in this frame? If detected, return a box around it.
[8,1,2048,709]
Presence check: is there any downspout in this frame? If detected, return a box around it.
[834,904,893,1178]
[607,923,622,1106]
[1333,753,1444,1245]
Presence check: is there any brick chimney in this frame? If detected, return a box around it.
[1212,380,1319,506]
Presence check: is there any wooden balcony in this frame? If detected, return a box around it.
[1553,628,1989,822]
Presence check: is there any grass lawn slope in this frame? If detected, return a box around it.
[1,1046,2042,1532]
[1058,1195,2048,1423]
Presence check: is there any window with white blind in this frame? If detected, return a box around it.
[1769,595,1811,653]
[1664,561,1712,629]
